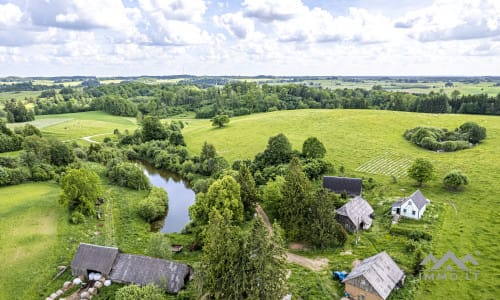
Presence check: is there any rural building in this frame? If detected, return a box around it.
[71,243,193,294]
[323,176,362,197]
[391,189,430,220]
[336,196,374,232]
[109,253,192,294]
[343,251,404,300]
[71,243,119,278]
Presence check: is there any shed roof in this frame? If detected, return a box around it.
[343,251,404,300]
[71,243,119,276]
[109,253,192,294]
[323,176,362,196]
[392,189,430,210]
[336,196,374,227]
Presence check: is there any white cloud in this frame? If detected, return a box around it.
[397,0,500,42]
[214,12,254,39]
[0,3,23,27]
[139,0,207,23]
[243,0,307,22]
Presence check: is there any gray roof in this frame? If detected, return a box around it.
[71,243,119,276]
[109,253,192,294]
[323,176,362,196]
[336,196,374,227]
[343,251,404,300]
[392,189,430,210]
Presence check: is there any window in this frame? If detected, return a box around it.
[403,209,407,213]
[412,210,416,215]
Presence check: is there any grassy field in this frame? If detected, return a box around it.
[181,109,500,299]
[7,111,138,142]
[0,183,62,299]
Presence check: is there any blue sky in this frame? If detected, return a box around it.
[0,0,499,76]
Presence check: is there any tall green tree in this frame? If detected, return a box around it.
[308,189,348,248]
[142,116,167,141]
[302,136,326,159]
[49,140,75,166]
[60,168,102,216]
[279,157,311,240]
[236,164,259,219]
[256,133,293,167]
[408,158,434,187]
[189,175,244,231]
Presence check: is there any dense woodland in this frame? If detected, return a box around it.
[3,80,500,122]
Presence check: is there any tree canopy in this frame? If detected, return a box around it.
[408,158,434,187]
[443,170,469,190]
[211,114,230,128]
[60,168,102,216]
[302,136,326,159]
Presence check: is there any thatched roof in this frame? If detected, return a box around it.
[109,253,192,294]
[336,196,374,229]
[323,176,362,196]
[392,189,430,210]
[343,251,404,300]
[71,243,119,276]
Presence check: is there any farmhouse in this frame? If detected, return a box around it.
[71,243,193,294]
[391,189,430,220]
[323,176,362,197]
[343,251,404,300]
[336,196,374,232]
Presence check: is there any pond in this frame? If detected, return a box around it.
[139,162,196,233]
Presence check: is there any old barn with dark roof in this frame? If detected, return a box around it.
[323,176,362,197]
[110,253,192,294]
[70,243,192,294]
[71,243,119,278]
[336,196,374,232]
[343,251,404,300]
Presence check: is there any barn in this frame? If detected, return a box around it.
[70,243,193,294]
[343,251,404,300]
[71,243,119,278]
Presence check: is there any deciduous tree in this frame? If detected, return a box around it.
[302,136,326,159]
[408,158,434,187]
[443,170,469,190]
[60,168,102,216]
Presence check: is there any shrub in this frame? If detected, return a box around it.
[146,232,172,259]
[443,170,469,190]
[389,226,432,241]
[70,211,85,224]
[138,187,168,223]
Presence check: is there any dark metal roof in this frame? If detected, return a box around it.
[343,251,404,300]
[109,253,192,294]
[71,243,119,276]
[323,176,362,196]
[336,196,374,228]
[392,189,430,210]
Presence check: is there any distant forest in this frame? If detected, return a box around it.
[3,78,500,120]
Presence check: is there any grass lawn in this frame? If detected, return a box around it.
[181,109,500,299]
[0,183,62,299]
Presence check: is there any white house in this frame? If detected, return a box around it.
[391,190,430,220]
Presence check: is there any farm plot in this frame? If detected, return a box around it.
[356,152,413,177]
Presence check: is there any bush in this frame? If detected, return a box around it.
[443,170,469,190]
[70,211,85,224]
[107,160,151,190]
[389,226,432,241]
[146,232,172,259]
[115,284,166,300]
[138,187,168,223]
[31,164,55,181]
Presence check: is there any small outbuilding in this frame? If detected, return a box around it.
[336,196,374,232]
[391,189,430,220]
[71,243,119,278]
[323,176,362,197]
[110,253,193,294]
[343,251,404,300]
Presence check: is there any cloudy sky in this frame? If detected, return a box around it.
[0,0,499,76]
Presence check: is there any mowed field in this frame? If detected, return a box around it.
[181,109,500,299]
[0,183,62,299]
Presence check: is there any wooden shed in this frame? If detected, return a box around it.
[343,252,404,300]
[336,196,374,232]
[71,243,119,278]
